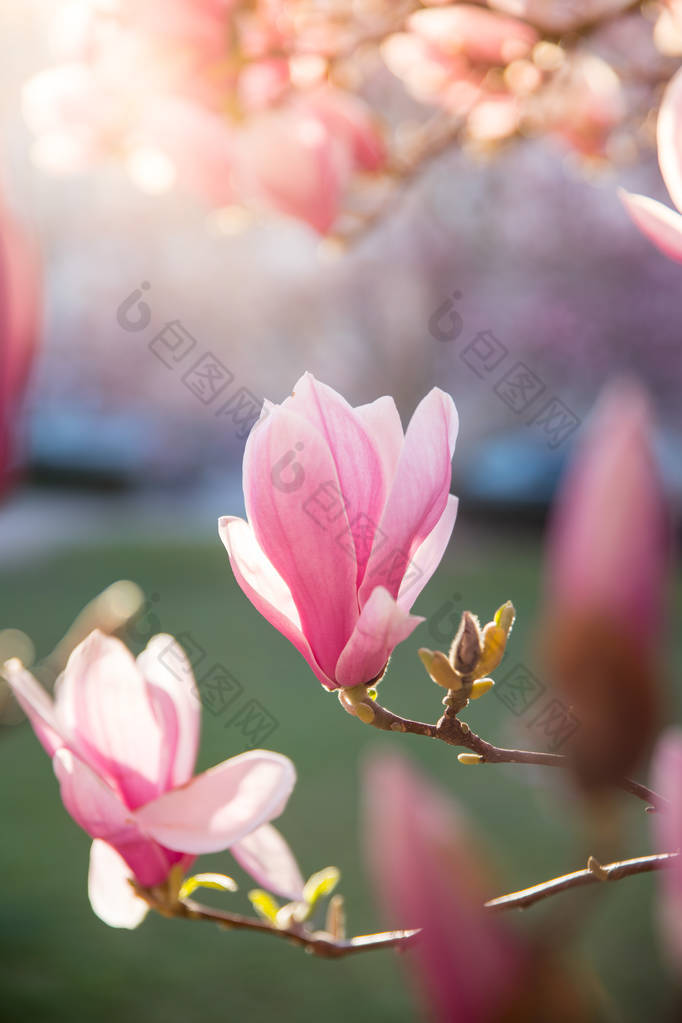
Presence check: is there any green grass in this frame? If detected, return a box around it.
[1,523,680,1022]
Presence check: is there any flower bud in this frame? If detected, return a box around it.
[542,380,668,788]
[450,611,483,678]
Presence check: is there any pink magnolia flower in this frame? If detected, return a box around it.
[546,379,667,659]
[220,373,458,691]
[651,729,682,967]
[620,66,682,262]
[365,753,526,1022]
[543,380,667,784]
[0,193,41,496]
[4,630,303,928]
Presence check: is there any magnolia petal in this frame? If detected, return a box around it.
[353,394,405,502]
[242,402,358,680]
[620,190,682,263]
[137,634,200,789]
[88,840,149,930]
[218,516,333,689]
[658,66,682,215]
[57,630,164,809]
[3,659,66,756]
[360,388,458,604]
[397,494,459,611]
[335,586,423,687]
[282,372,388,580]
[231,823,305,901]
[53,747,135,842]
[135,751,297,855]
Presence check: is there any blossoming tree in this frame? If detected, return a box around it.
[2,2,682,1020]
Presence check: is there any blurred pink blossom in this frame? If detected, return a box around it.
[4,631,302,928]
[0,194,41,496]
[382,4,537,137]
[21,0,385,231]
[486,0,634,34]
[651,729,682,968]
[220,373,458,691]
[546,380,667,658]
[543,379,667,785]
[364,752,526,1022]
[621,67,682,262]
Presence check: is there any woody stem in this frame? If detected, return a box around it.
[485,852,677,912]
[341,691,665,809]
[149,896,418,959]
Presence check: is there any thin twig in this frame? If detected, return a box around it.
[339,690,666,810]
[144,892,419,959]
[485,852,677,912]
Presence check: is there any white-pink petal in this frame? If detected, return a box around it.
[231,823,305,901]
[88,839,149,929]
[137,634,200,790]
[243,403,359,680]
[359,387,458,604]
[134,750,297,855]
[57,630,165,809]
[658,67,682,215]
[282,372,388,580]
[335,586,423,686]
[218,516,333,689]
[620,190,682,263]
[53,748,135,843]
[3,658,66,757]
[353,394,405,496]
[397,494,459,611]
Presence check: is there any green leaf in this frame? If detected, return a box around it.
[248,889,281,923]
[302,866,340,910]
[178,873,238,900]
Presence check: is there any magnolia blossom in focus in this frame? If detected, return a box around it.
[543,380,667,784]
[220,373,458,691]
[621,67,682,262]
[652,730,682,968]
[365,753,526,1022]
[0,193,41,496]
[4,630,303,928]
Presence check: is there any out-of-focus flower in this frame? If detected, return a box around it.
[220,372,458,691]
[542,380,668,786]
[409,5,537,67]
[382,5,537,140]
[486,0,634,34]
[654,1,682,57]
[21,1,386,233]
[621,67,682,262]
[231,87,384,234]
[4,630,302,928]
[365,752,526,1022]
[537,52,624,158]
[0,194,41,496]
[651,729,682,967]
